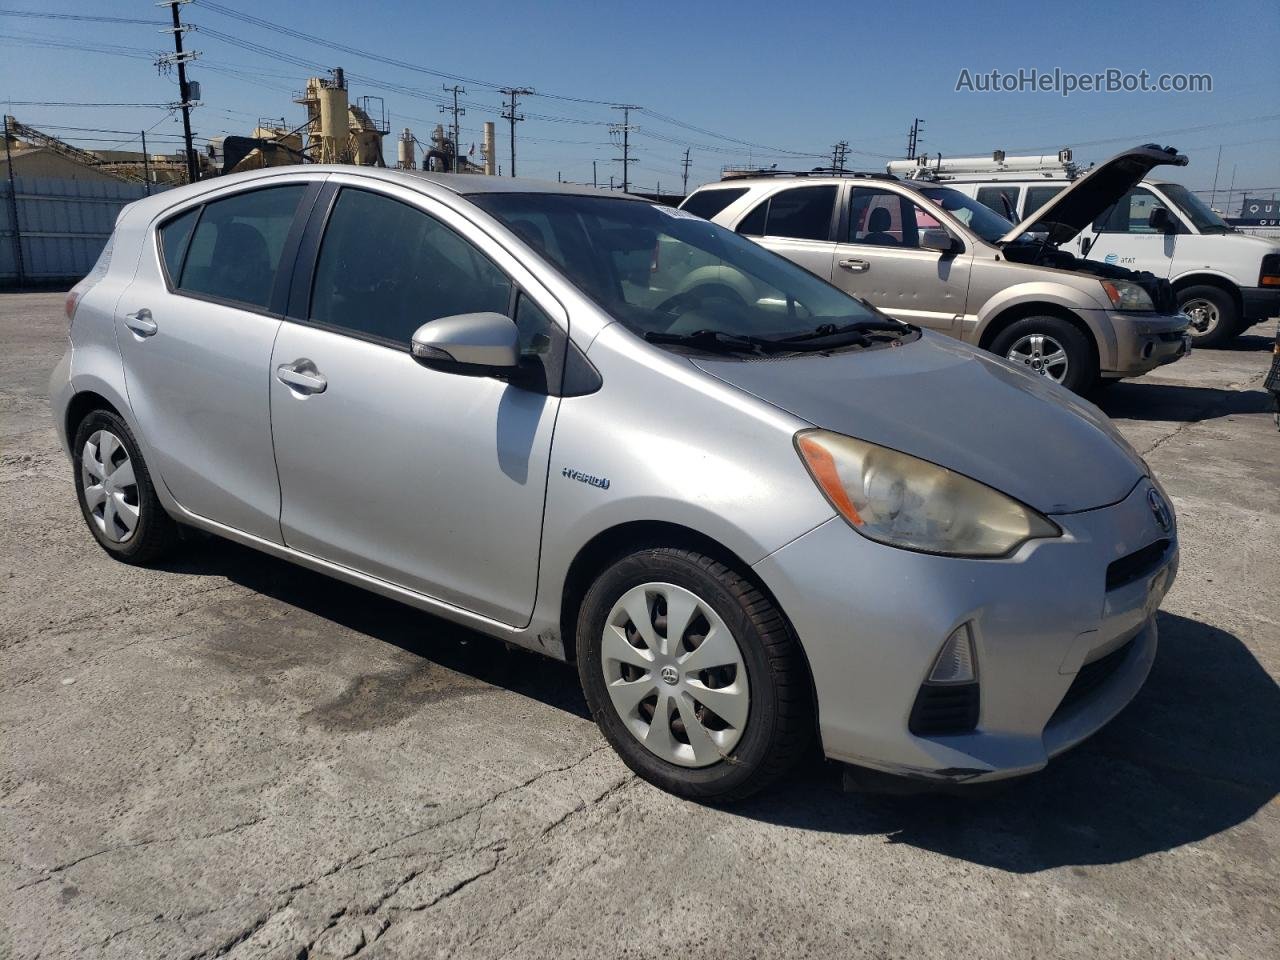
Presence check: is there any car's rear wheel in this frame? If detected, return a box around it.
[72,409,179,564]
[576,547,813,802]
[991,315,1096,394]
[1178,285,1238,347]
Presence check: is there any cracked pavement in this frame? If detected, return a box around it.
[2,293,1277,959]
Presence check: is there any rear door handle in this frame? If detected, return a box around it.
[276,360,328,395]
[838,258,870,272]
[123,308,157,337]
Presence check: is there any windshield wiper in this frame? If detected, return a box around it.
[779,319,910,344]
[644,329,780,354]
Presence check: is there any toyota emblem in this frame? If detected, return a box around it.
[1147,489,1172,533]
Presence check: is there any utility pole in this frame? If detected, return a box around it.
[1209,144,1223,209]
[441,85,465,173]
[500,87,533,178]
[610,104,639,193]
[141,129,152,195]
[159,1,200,184]
[3,116,25,285]
[831,140,849,174]
[681,147,691,196]
[906,118,925,160]
[592,159,597,188]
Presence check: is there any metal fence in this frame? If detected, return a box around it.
[0,176,169,286]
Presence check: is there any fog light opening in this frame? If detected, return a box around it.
[928,623,978,684]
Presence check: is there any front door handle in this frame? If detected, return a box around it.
[123,308,157,337]
[838,258,870,272]
[276,360,328,395]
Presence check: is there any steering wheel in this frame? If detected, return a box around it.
[654,282,749,317]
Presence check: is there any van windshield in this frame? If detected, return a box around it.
[1158,183,1234,234]
[916,187,1016,243]
[469,192,889,346]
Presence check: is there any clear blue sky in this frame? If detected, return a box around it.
[3,0,1277,205]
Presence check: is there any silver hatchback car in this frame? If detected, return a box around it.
[51,168,1179,801]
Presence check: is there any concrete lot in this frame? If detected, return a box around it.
[1,290,1277,960]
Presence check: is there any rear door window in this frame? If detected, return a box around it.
[177,185,306,309]
[1024,185,1065,219]
[679,187,748,220]
[975,186,1020,221]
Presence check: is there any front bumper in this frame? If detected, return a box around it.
[753,478,1177,784]
[1104,310,1191,378]
[1241,284,1280,322]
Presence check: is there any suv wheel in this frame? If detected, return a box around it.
[991,315,1095,394]
[72,409,179,564]
[1178,285,1238,348]
[576,547,813,802]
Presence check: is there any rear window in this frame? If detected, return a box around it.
[736,185,837,242]
[176,185,306,310]
[679,187,747,221]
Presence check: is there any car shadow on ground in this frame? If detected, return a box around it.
[164,541,1278,873]
[1097,380,1272,422]
[730,609,1280,871]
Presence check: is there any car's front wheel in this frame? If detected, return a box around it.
[576,547,813,802]
[991,315,1096,394]
[72,409,179,564]
[1178,284,1238,348]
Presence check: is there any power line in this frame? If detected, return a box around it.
[0,100,173,108]
[0,8,166,25]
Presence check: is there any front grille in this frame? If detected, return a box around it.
[1051,636,1135,721]
[1106,538,1170,591]
[909,682,979,736]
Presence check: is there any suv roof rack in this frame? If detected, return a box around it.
[719,169,899,182]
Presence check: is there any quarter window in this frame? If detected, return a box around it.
[679,187,747,221]
[1024,186,1064,219]
[310,188,513,345]
[157,207,199,285]
[736,186,837,241]
[177,185,306,309]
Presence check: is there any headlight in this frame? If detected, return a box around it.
[1100,279,1154,311]
[795,430,1060,557]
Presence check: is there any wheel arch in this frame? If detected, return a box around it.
[978,301,1101,371]
[64,390,124,450]
[1171,273,1243,318]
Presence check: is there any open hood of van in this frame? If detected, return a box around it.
[999,143,1188,246]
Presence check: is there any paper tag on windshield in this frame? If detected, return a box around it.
[653,204,702,220]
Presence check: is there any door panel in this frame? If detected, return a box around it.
[114,182,315,541]
[831,187,973,333]
[269,184,558,626]
[269,326,557,625]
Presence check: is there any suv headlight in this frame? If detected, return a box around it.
[795,430,1060,557]
[1100,279,1154,311]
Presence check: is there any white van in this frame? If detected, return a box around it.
[892,151,1280,346]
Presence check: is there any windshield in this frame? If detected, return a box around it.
[916,186,1016,243]
[1157,182,1234,233]
[468,193,884,342]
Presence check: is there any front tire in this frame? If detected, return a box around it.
[991,315,1096,394]
[1178,284,1238,348]
[72,409,179,564]
[576,547,813,803]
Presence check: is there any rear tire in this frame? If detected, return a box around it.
[72,409,179,565]
[1177,285,1238,348]
[991,315,1096,394]
[576,547,813,803]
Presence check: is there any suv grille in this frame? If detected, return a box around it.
[909,683,980,736]
[1106,539,1170,591]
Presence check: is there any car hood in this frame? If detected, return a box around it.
[1000,143,1188,245]
[692,333,1145,515]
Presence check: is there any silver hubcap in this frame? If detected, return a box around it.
[1007,333,1069,383]
[81,430,140,543]
[601,582,750,768]
[1183,298,1219,336]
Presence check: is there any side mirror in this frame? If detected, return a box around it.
[920,228,961,255]
[1148,206,1177,234]
[411,312,520,371]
